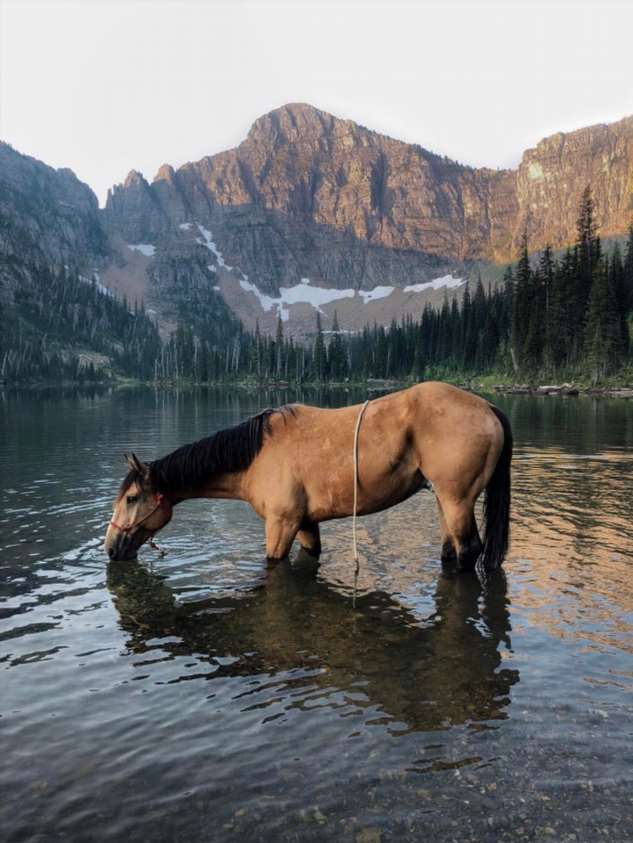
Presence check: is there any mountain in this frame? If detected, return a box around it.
[0,141,106,285]
[99,103,633,335]
[0,143,166,381]
[2,103,633,358]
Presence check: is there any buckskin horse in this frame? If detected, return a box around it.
[104,382,512,571]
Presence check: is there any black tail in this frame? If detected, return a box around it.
[481,405,513,570]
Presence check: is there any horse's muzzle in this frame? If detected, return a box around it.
[106,530,142,562]
[107,545,138,562]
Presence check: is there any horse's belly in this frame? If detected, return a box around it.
[360,468,429,515]
[309,468,428,522]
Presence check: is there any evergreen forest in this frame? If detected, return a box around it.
[2,187,632,386]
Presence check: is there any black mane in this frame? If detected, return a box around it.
[120,409,277,496]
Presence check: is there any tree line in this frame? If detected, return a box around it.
[159,187,633,385]
[2,186,632,385]
[0,264,161,382]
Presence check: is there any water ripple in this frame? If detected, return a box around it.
[2,389,633,841]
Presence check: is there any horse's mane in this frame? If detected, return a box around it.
[120,408,283,496]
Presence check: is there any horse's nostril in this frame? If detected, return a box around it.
[108,546,116,559]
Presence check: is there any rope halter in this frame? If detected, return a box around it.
[110,492,170,534]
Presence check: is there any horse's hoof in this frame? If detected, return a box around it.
[292,547,321,574]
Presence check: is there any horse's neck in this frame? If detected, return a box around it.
[169,471,246,504]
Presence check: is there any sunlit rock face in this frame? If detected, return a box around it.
[102,104,633,289]
[103,103,469,297]
[4,104,633,337]
[515,117,633,253]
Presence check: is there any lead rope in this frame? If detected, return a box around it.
[352,399,370,608]
[148,537,165,557]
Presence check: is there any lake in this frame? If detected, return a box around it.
[2,386,633,842]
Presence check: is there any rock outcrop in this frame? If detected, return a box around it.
[515,117,633,251]
[0,141,105,276]
[102,104,633,299]
[3,104,633,340]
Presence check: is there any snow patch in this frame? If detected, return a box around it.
[404,274,464,294]
[190,221,464,322]
[239,273,464,321]
[196,224,232,270]
[278,281,355,310]
[358,285,394,303]
[128,243,156,257]
[239,279,284,317]
[179,222,193,230]
[239,276,355,322]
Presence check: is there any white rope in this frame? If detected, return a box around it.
[352,399,370,607]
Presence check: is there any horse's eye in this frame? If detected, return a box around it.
[126,494,139,504]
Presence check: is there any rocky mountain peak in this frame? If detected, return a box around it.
[123,169,148,189]
[246,102,335,146]
[5,105,633,344]
[104,168,167,242]
[154,163,176,184]
[0,143,105,296]
[98,103,633,321]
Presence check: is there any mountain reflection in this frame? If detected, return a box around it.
[107,559,519,733]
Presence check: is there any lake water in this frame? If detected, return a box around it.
[2,386,633,842]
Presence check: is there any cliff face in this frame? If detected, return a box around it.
[102,104,473,296]
[515,117,633,251]
[3,104,633,341]
[102,104,633,298]
[0,142,105,275]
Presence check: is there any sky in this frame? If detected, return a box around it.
[1,0,632,205]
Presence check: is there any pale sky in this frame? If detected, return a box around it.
[1,0,632,205]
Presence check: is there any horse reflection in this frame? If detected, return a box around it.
[106,558,518,733]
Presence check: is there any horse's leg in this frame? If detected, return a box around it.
[438,497,482,572]
[265,515,300,561]
[436,498,457,563]
[296,519,321,557]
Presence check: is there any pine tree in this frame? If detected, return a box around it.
[539,244,555,322]
[610,243,629,355]
[622,224,633,354]
[460,282,474,369]
[545,249,571,370]
[252,320,263,381]
[328,310,346,380]
[575,185,600,317]
[313,312,326,382]
[584,257,623,382]
[523,264,544,371]
[472,277,488,370]
[275,314,284,378]
[510,230,532,372]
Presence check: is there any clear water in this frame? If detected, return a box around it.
[2,386,633,842]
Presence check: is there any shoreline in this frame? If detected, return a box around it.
[490,384,633,398]
[3,377,633,399]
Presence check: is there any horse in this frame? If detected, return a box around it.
[104,381,512,571]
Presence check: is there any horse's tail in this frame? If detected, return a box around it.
[481,405,513,570]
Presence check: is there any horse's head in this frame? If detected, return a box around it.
[104,453,173,561]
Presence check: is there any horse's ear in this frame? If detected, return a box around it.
[126,452,149,477]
